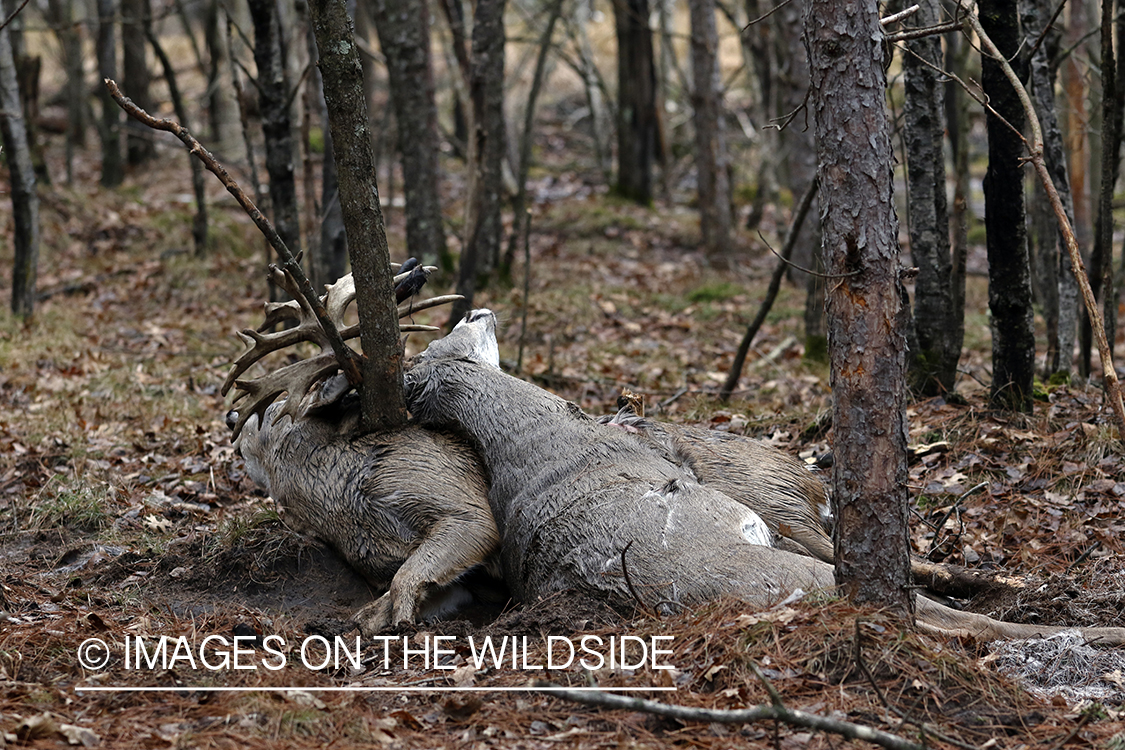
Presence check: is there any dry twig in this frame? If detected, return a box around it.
[538,683,925,750]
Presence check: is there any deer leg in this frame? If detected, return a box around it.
[353,516,496,637]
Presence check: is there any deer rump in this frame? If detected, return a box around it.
[405,311,1125,645]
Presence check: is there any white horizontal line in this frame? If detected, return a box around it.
[75,685,677,693]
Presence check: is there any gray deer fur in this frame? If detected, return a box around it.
[405,310,1125,644]
[229,400,501,633]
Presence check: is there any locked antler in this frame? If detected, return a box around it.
[223,262,462,439]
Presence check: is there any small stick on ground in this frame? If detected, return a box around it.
[537,682,925,750]
[104,78,363,389]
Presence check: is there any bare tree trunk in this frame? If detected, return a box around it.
[450,0,507,324]
[44,0,84,184]
[903,0,956,395]
[121,0,155,165]
[946,31,969,371]
[370,0,450,269]
[565,0,612,181]
[613,0,657,204]
[503,0,564,276]
[96,0,124,187]
[146,11,208,255]
[0,17,40,318]
[805,0,912,617]
[1021,0,1077,376]
[248,0,303,297]
[205,0,237,151]
[980,0,1036,412]
[689,0,732,257]
[1095,0,1119,361]
[308,0,407,434]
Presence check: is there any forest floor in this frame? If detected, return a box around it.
[2,125,1125,749]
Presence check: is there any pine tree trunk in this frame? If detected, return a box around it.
[980,0,1036,412]
[450,0,506,324]
[0,19,40,318]
[689,0,732,257]
[370,0,449,269]
[805,0,912,617]
[308,0,407,434]
[248,0,303,298]
[613,0,657,204]
[904,0,956,395]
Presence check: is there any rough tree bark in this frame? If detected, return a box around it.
[613,0,658,204]
[1023,0,1078,377]
[370,0,449,270]
[903,0,957,395]
[805,0,912,617]
[450,0,507,324]
[121,0,155,165]
[96,0,124,187]
[308,0,407,434]
[248,0,303,298]
[0,15,40,318]
[945,31,969,369]
[980,0,1036,412]
[689,0,732,257]
[1094,0,1118,361]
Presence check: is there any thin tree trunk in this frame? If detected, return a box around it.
[0,16,40,318]
[946,31,969,372]
[121,0,155,165]
[248,0,303,300]
[205,0,236,150]
[308,0,407,434]
[1022,0,1077,376]
[371,0,450,269]
[805,0,912,617]
[146,13,208,255]
[903,0,956,395]
[1096,0,1118,361]
[450,0,507,324]
[613,0,657,204]
[503,0,564,277]
[45,0,84,183]
[689,0,733,258]
[980,0,1035,412]
[96,0,124,187]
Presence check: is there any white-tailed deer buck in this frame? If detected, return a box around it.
[405,310,1125,644]
[224,265,502,634]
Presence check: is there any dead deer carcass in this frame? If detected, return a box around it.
[406,310,1125,644]
[224,266,502,634]
[601,403,834,562]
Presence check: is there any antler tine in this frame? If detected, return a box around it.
[397,294,464,318]
[221,266,335,398]
[323,274,357,333]
[228,352,341,439]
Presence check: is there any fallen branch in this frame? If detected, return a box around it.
[962,4,1125,439]
[104,78,363,389]
[538,683,924,750]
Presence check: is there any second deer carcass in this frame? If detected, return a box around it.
[407,310,1125,644]
[224,266,502,634]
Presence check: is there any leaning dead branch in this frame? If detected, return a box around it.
[538,683,924,750]
[104,77,363,389]
[962,5,1125,439]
